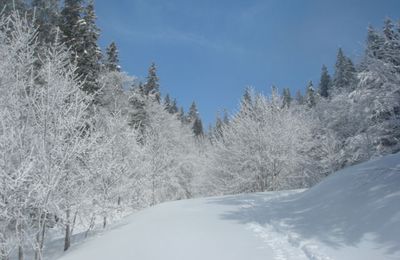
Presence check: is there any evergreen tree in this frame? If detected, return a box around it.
[318,65,331,98]
[383,18,395,41]
[177,107,185,122]
[295,90,304,105]
[192,118,204,137]
[169,99,178,114]
[223,110,229,125]
[32,0,60,44]
[144,62,160,102]
[382,18,400,68]
[0,0,27,15]
[365,25,385,60]
[239,87,253,114]
[282,88,292,108]
[105,41,120,72]
[164,94,171,111]
[60,0,101,94]
[214,114,223,138]
[186,101,204,136]
[243,86,252,105]
[187,101,199,123]
[60,0,83,50]
[77,0,101,94]
[306,81,316,108]
[333,48,357,93]
[128,88,147,136]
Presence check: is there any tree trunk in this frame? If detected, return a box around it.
[70,211,77,236]
[35,212,47,260]
[64,209,71,251]
[103,216,107,229]
[151,176,155,206]
[34,232,40,260]
[40,221,46,252]
[85,215,95,238]
[18,246,23,260]
[17,220,23,260]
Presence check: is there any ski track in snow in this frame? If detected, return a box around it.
[240,194,333,260]
[247,222,333,260]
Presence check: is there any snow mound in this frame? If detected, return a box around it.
[58,153,400,260]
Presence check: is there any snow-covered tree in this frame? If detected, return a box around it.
[318,65,331,98]
[305,81,316,108]
[141,101,200,205]
[32,0,60,44]
[0,11,94,257]
[333,48,357,93]
[208,90,316,194]
[105,41,121,72]
[143,62,160,102]
[282,88,292,108]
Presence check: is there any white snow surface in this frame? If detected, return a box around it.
[58,153,400,260]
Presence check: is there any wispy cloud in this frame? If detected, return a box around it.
[110,20,250,56]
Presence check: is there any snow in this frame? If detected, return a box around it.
[57,153,400,260]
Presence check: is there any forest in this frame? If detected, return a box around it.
[0,1,399,259]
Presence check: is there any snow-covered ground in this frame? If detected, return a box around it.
[56,153,400,260]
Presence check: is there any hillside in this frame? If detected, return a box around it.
[57,153,400,260]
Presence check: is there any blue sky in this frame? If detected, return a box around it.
[95,0,400,127]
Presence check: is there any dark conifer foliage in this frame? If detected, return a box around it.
[32,0,60,44]
[318,65,331,98]
[305,81,316,108]
[105,41,120,72]
[60,0,83,50]
[282,88,292,108]
[186,101,204,136]
[295,90,304,105]
[170,99,178,114]
[144,62,160,102]
[0,0,27,15]
[333,48,357,93]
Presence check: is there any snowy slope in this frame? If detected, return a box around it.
[58,153,400,260]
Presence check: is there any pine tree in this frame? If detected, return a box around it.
[164,94,171,111]
[169,99,178,114]
[76,0,101,94]
[383,18,395,41]
[214,114,223,138]
[32,0,60,44]
[60,0,101,94]
[382,18,400,68]
[295,90,304,105]
[186,101,204,136]
[239,87,253,114]
[223,110,229,125]
[128,88,147,135]
[187,101,199,123]
[318,65,331,98]
[282,88,292,108]
[60,0,83,51]
[192,118,204,137]
[365,25,385,60]
[144,62,160,102]
[105,41,120,72]
[333,48,357,93]
[306,81,316,108]
[243,86,252,105]
[0,0,27,15]
[177,107,185,122]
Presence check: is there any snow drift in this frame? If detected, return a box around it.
[58,153,400,260]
